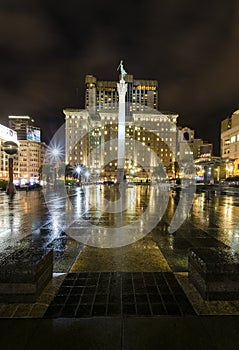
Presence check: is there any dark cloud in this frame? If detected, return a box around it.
[0,0,238,154]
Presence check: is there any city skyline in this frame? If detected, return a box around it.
[0,0,238,154]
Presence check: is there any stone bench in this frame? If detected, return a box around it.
[188,247,239,301]
[0,247,53,303]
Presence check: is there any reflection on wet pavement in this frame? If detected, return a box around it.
[2,185,239,317]
[1,186,239,274]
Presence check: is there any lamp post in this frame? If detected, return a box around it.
[129,168,135,183]
[85,170,90,184]
[76,165,81,186]
[2,141,18,196]
[95,169,100,184]
[50,148,60,189]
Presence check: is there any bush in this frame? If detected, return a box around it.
[0,179,8,190]
[65,179,76,186]
[225,176,239,181]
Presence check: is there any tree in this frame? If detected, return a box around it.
[39,164,51,182]
[65,164,74,180]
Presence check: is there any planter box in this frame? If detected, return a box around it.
[188,247,239,300]
[0,247,53,303]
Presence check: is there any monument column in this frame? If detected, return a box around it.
[116,60,127,183]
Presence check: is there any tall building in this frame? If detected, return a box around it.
[18,140,47,181]
[221,109,239,176]
[8,115,40,140]
[85,74,158,114]
[8,115,46,182]
[64,108,178,180]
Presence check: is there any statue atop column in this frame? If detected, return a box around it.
[117,60,127,81]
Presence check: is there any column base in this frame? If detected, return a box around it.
[116,168,125,183]
[6,182,16,195]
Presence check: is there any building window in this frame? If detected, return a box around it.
[224,139,230,145]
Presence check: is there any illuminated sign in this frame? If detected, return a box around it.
[0,124,17,142]
[27,127,41,142]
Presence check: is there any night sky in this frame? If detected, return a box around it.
[0,0,238,155]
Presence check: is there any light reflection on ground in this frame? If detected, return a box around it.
[1,185,239,267]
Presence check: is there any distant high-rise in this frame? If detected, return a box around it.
[85,74,158,114]
[8,115,40,141]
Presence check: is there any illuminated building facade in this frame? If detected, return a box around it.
[64,108,178,180]
[6,116,46,183]
[221,109,239,176]
[18,140,47,182]
[85,74,158,114]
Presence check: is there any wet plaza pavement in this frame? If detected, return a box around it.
[1,185,239,348]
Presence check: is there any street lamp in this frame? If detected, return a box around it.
[129,169,135,183]
[47,145,63,188]
[95,169,100,184]
[75,165,81,186]
[52,148,59,188]
[85,170,90,184]
[2,141,19,195]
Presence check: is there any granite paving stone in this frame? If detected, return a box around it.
[43,272,196,318]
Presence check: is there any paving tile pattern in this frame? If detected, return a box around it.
[44,272,196,318]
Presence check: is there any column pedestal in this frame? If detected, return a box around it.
[116,168,125,183]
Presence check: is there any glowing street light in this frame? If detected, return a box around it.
[85,170,90,184]
[52,148,60,157]
[75,165,81,186]
[46,144,64,188]
[47,145,64,163]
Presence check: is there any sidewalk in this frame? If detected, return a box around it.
[1,316,239,350]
